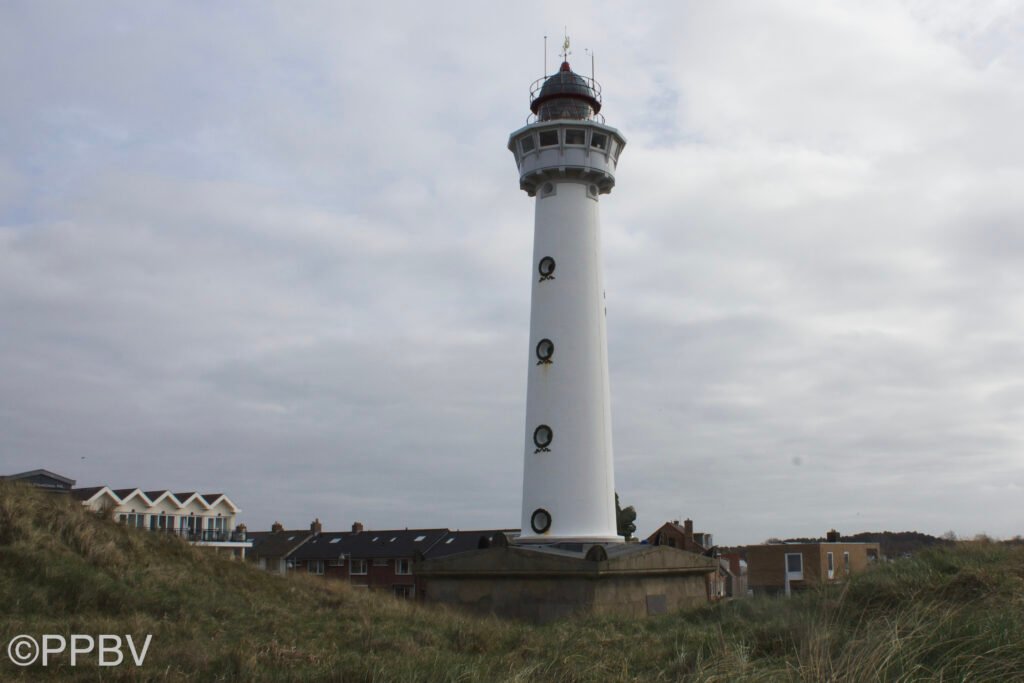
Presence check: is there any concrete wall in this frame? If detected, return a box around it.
[422,572,708,623]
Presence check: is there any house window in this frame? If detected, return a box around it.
[118,514,127,524]
[394,585,414,599]
[373,558,388,567]
[827,552,835,579]
[396,559,412,575]
[785,552,803,580]
[308,560,324,575]
[538,129,559,147]
[350,559,368,575]
[843,552,850,574]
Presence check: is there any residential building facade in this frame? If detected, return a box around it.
[71,486,252,558]
[746,539,880,595]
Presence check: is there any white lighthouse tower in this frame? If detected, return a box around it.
[508,45,627,544]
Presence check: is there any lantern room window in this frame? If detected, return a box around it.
[538,129,559,147]
[564,129,586,145]
[519,135,535,153]
[591,132,608,150]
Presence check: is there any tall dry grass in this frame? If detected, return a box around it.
[1,481,1022,682]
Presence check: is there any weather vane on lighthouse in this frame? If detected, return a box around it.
[508,41,627,544]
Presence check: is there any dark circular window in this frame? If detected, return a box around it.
[538,256,556,279]
[531,508,552,534]
[589,184,599,196]
[543,182,554,194]
[536,338,554,363]
[533,424,553,449]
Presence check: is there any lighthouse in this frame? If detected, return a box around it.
[418,46,717,619]
[508,45,627,544]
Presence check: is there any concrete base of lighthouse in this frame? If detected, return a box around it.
[416,536,716,623]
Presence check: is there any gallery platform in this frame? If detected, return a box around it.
[416,533,717,623]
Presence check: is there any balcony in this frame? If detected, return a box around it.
[122,523,247,543]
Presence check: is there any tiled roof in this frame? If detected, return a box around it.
[424,529,520,559]
[291,532,352,560]
[292,528,451,561]
[248,530,314,558]
[69,486,105,501]
[67,487,240,512]
[346,528,449,559]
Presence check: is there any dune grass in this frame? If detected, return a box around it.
[1,481,1022,682]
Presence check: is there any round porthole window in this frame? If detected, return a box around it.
[543,182,554,195]
[533,424,553,451]
[531,508,552,534]
[536,338,554,364]
[538,256,556,280]
[589,184,599,196]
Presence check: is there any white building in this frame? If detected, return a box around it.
[508,51,627,544]
[72,486,251,558]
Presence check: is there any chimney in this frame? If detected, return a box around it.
[310,518,322,535]
[826,529,841,543]
[271,521,284,533]
[684,519,694,551]
[351,521,364,534]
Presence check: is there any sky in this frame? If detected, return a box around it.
[2,1,1023,545]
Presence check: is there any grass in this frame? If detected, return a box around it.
[1,480,1022,681]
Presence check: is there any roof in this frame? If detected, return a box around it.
[2,469,76,488]
[292,532,352,560]
[292,528,451,561]
[346,528,449,559]
[248,530,314,559]
[67,487,241,512]
[530,61,602,120]
[69,486,107,501]
[425,530,521,559]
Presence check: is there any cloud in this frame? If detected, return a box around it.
[1,1,1022,543]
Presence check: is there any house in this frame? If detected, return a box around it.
[2,469,76,491]
[745,532,880,595]
[288,523,449,597]
[647,519,714,554]
[647,519,732,599]
[71,486,252,559]
[247,521,317,575]
[720,552,749,597]
[279,523,519,598]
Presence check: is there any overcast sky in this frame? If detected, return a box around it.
[2,2,1023,545]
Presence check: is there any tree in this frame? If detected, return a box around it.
[615,492,637,541]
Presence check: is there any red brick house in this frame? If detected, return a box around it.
[283,524,516,598]
[647,519,732,599]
